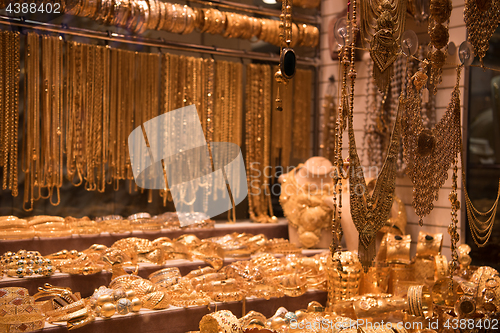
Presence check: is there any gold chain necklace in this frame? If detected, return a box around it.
[291,69,312,160]
[348,0,403,270]
[428,0,452,94]
[23,32,41,211]
[3,31,11,191]
[464,0,500,66]
[0,31,20,197]
[360,0,407,92]
[402,65,461,225]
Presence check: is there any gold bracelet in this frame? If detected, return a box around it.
[67,312,95,330]
[416,231,443,258]
[27,215,65,226]
[0,288,31,305]
[0,311,43,325]
[140,291,170,310]
[434,254,449,279]
[148,267,181,285]
[199,310,241,333]
[45,298,85,317]
[0,217,27,229]
[48,307,89,323]
[35,229,72,238]
[0,228,35,240]
[185,266,215,279]
[212,291,245,302]
[0,319,44,333]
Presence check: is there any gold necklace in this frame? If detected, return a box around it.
[360,0,407,92]
[348,0,402,270]
[23,32,40,211]
[10,31,20,197]
[0,31,20,197]
[428,0,452,94]
[274,0,295,110]
[3,31,11,191]
[291,69,312,160]
[402,64,461,225]
[322,83,337,163]
[448,157,460,277]
[245,64,274,223]
[101,46,110,192]
[464,0,500,66]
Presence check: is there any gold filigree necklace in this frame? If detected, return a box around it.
[360,0,407,92]
[464,0,500,66]
[402,64,461,225]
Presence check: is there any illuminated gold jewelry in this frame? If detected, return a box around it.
[360,0,407,91]
[279,164,334,248]
[464,0,500,66]
[199,310,242,333]
[274,0,295,111]
[385,233,411,264]
[415,231,443,257]
[402,66,462,226]
[427,0,452,94]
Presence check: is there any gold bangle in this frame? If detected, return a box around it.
[434,254,449,279]
[0,228,35,240]
[140,291,170,310]
[47,307,89,323]
[148,267,181,285]
[0,312,43,325]
[0,217,27,229]
[185,266,215,279]
[0,288,31,305]
[212,291,245,302]
[35,228,72,238]
[27,215,65,226]
[67,312,95,330]
[45,298,86,318]
[0,319,44,333]
[386,233,411,264]
[199,310,242,333]
[416,231,443,258]
[33,221,67,230]
[190,273,226,288]
[59,264,103,275]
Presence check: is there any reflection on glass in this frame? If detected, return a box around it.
[466,26,500,270]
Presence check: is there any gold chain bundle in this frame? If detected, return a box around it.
[7,30,310,213]
[245,64,275,223]
[291,69,313,161]
[0,31,20,197]
[23,32,41,211]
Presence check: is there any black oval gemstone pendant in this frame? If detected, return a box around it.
[280,48,296,80]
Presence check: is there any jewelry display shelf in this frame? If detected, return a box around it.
[0,250,327,298]
[40,290,328,333]
[0,220,289,255]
